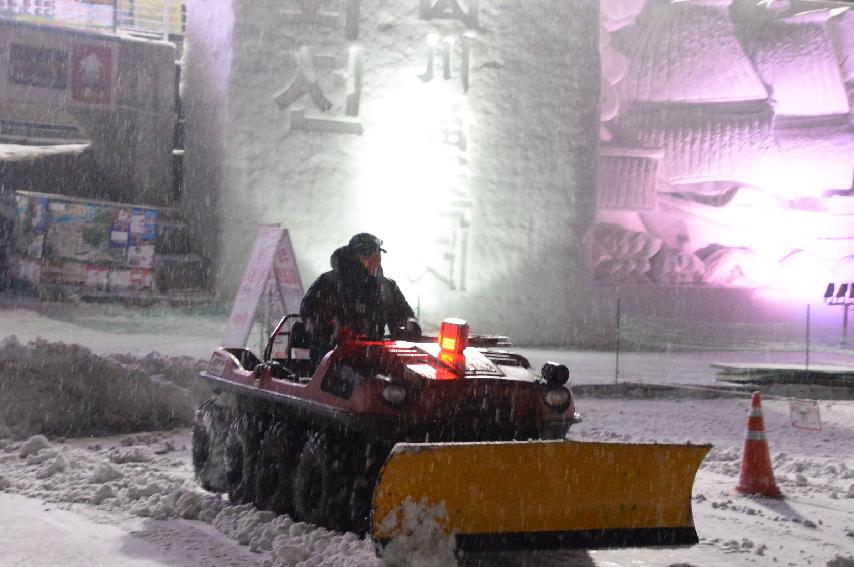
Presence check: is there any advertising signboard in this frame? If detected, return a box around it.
[222,225,286,348]
[222,225,305,348]
[9,43,68,89]
[11,192,162,294]
[71,43,113,105]
[789,399,822,431]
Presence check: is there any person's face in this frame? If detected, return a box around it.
[359,250,382,275]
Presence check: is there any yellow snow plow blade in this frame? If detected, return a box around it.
[371,440,711,550]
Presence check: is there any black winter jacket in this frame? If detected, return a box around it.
[299,246,415,365]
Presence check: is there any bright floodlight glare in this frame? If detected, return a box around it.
[351,35,476,321]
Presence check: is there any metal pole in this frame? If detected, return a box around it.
[615,298,621,385]
[805,304,810,380]
[112,0,118,33]
[257,301,264,354]
[843,304,849,347]
[163,0,170,41]
[261,281,271,354]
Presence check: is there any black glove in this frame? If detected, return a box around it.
[253,361,294,380]
[402,317,422,341]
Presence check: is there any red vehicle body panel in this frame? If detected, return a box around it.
[200,336,577,443]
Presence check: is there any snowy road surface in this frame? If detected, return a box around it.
[0,492,265,567]
[1,299,853,566]
[4,296,851,386]
[1,397,852,566]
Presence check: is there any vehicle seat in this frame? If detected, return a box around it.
[286,320,313,378]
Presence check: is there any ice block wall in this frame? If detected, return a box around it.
[183,0,601,344]
[597,0,854,295]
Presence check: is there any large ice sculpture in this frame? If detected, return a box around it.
[614,1,767,104]
[591,223,663,283]
[601,0,647,32]
[614,103,783,189]
[829,11,854,87]
[775,121,854,195]
[598,147,662,210]
[733,7,850,117]
[596,0,854,293]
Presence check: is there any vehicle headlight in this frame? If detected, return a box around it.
[544,387,571,410]
[541,362,569,387]
[381,384,407,405]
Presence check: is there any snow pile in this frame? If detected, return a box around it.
[232,511,382,567]
[0,432,216,518]
[0,337,208,438]
[0,337,461,566]
[1,394,852,565]
[0,431,385,566]
[377,498,457,567]
[569,395,854,564]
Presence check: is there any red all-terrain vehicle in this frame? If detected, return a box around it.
[193,315,708,550]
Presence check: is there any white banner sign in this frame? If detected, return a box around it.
[222,224,300,348]
[789,399,822,431]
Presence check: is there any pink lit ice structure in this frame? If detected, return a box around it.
[596,0,854,298]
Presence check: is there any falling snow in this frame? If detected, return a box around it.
[1,308,853,566]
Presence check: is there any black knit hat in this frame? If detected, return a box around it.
[348,233,386,255]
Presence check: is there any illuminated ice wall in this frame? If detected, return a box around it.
[183,0,600,344]
[185,0,854,346]
[597,0,854,299]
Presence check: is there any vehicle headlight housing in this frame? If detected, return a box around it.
[541,362,569,387]
[543,387,571,411]
[381,384,407,405]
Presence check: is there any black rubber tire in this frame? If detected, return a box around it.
[347,441,391,535]
[224,414,261,504]
[292,431,352,531]
[253,421,301,514]
[191,401,212,489]
[191,398,229,492]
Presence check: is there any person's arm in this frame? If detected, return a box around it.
[381,278,420,339]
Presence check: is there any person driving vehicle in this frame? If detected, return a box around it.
[299,233,421,368]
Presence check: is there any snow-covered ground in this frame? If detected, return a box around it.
[0,295,226,360]
[1,297,853,566]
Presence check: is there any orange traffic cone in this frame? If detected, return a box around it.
[735,391,783,498]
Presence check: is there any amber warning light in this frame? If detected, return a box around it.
[438,318,470,354]
[436,318,469,379]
